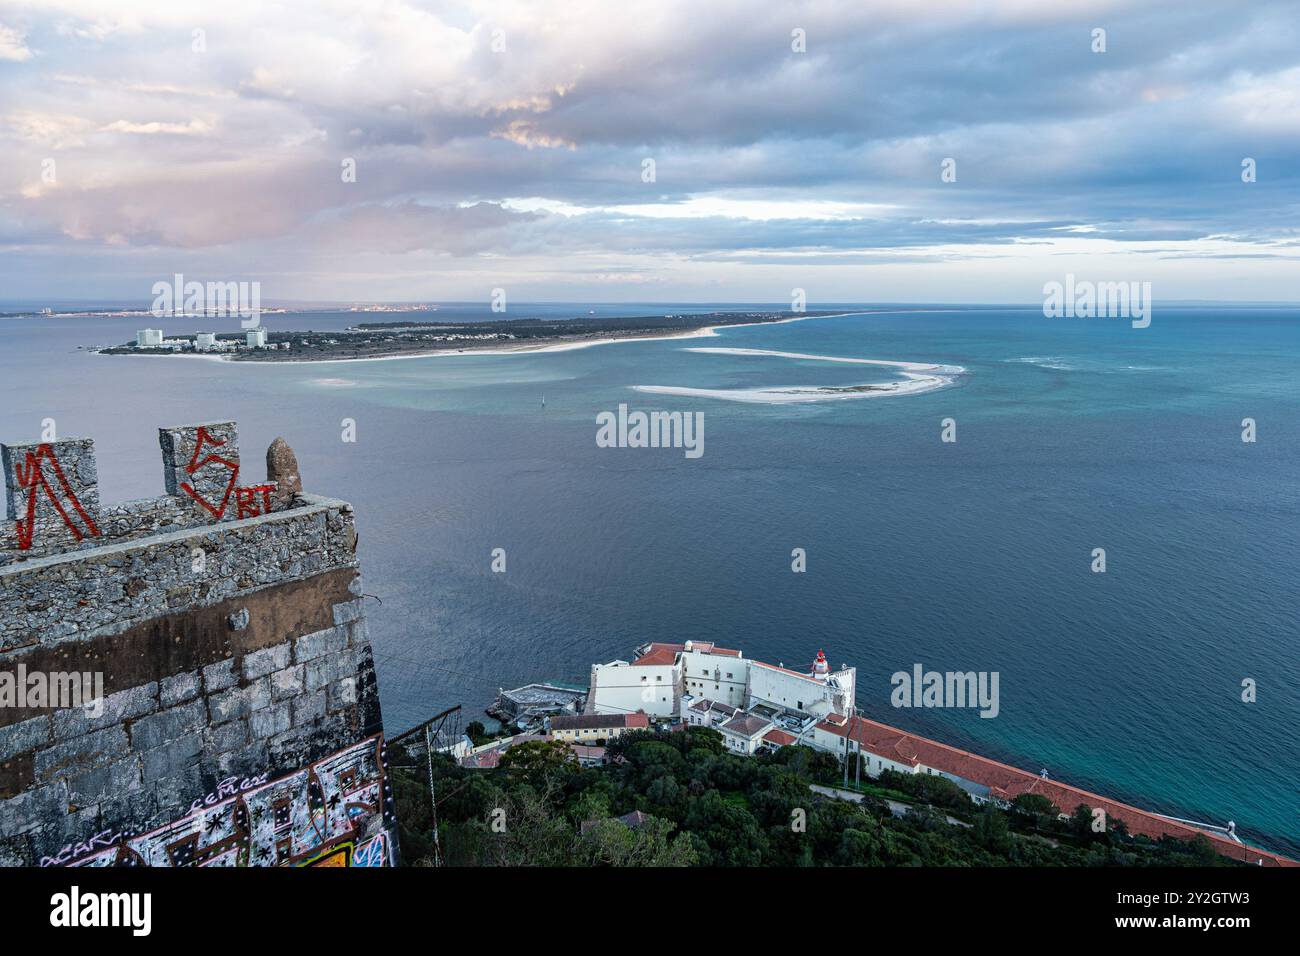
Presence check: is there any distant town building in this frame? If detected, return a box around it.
[247,327,268,348]
[194,332,217,351]
[136,328,164,347]
[549,712,650,743]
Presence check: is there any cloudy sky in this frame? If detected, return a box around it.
[1,0,1298,304]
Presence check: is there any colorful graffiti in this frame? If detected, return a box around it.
[49,736,396,868]
[12,443,101,551]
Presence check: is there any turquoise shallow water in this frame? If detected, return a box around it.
[2,303,1297,854]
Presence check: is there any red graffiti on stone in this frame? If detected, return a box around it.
[180,426,240,519]
[13,444,102,551]
[236,484,275,519]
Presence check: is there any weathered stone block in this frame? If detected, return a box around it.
[207,685,250,724]
[0,783,64,836]
[332,599,364,626]
[243,641,291,680]
[326,677,357,712]
[128,699,206,751]
[294,624,348,663]
[247,676,272,712]
[303,657,331,694]
[270,664,304,701]
[52,681,157,739]
[141,733,203,783]
[292,690,326,726]
[67,756,143,806]
[160,670,200,707]
[153,764,204,810]
[212,741,268,781]
[0,714,50,761]
[203,719,248,756]
[202,658,239,693]
[250,701,291,740]
[33,724,129,780]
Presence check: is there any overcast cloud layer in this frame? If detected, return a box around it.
[1,0,1298,303]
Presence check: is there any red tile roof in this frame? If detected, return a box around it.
[631,645,680,666]
[460,749,501,769]
[632,641,741,665]
[721,714,772,738]
[764,728,797,746]
[818,715,1295,867]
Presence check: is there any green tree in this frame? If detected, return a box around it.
[974,804,1013,853]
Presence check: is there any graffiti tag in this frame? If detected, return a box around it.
[12,444,101,550]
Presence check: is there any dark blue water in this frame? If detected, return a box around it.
[2,304,1297,854]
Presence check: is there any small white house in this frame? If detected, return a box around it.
[719,713,773,755]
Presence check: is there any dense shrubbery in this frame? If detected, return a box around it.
[391,727,1233,867]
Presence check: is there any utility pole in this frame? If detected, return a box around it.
[855,709,861,787]
[843,704,857,789]
[423,724,443,866]
[843,706,851,789]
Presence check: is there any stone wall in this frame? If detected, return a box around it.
[0,422,395,867]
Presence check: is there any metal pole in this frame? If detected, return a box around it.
[843,710,850,789]
[424,724,442,867]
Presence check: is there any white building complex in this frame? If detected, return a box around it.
[578,639,1281,865]
[588,641,856,753]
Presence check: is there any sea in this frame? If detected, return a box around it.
[1,302,1297,855]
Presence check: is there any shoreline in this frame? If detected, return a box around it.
[93,309,962,367]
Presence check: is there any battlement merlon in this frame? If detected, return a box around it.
[1,422,308,565]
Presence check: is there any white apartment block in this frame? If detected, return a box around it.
[588,641,856,737]
[587,653,678,718]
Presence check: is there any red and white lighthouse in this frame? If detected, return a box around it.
[811,649,830,682]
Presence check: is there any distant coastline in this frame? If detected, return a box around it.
[91,309,865,364]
